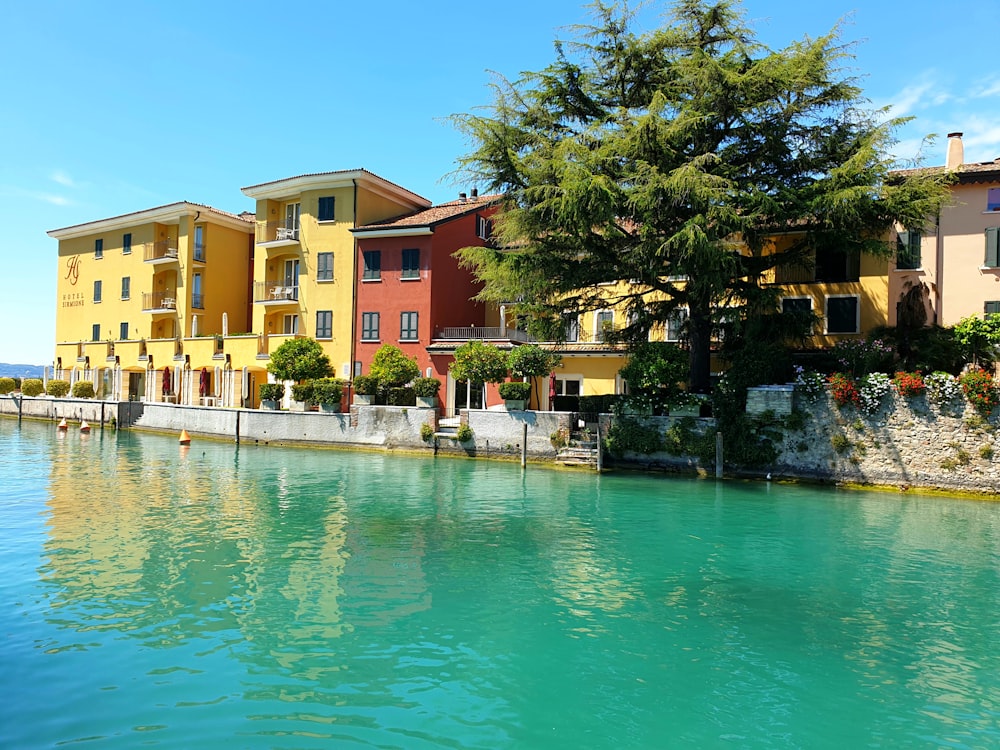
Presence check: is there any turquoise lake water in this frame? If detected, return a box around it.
[1,418,998,749]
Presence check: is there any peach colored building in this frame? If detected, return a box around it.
[890,132,1000,327]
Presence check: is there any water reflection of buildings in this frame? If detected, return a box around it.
[40,433,439,679]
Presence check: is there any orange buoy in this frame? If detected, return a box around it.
[57,418,68,430]
[179,429,191,446]
[80,420,91,433]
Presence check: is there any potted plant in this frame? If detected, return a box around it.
[352,375,379,405]
[413,377,442,407]
[498,381,532,410]
[259,382,284,410]
[290,381,316,411]
[313,378,345,413]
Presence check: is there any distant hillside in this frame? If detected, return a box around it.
[0,363,45,379]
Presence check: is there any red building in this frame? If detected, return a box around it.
[351,194,499,413]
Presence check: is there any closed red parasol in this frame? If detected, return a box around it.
[162,367,172,395]
[199,367,209,397]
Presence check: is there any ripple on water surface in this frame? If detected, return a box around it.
[0,420,998,749]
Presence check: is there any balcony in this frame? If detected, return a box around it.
[143,240,180,264]
[143,291,178,312]
[254,281,299,305]
[256,220,300,247]
[433,327,534,343]
[193,243,207,263]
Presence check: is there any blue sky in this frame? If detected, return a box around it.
[2,0,997,366]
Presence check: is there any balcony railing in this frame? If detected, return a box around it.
[193,243,206,262]
[255,220,300,244]
[191,293,204,309]
[142,291,177,311]
[143,240,179,262]
[434,327,534,343]
[253,281,299,303]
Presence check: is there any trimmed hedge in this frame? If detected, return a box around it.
[21,379,44,397]
[498,381,532,401]
[47,380,70,397]
[259,383,284,402]
[72,381,96,399]
[0,377,15,395]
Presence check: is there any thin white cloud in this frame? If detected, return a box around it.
[878,79,937,118]
[50,171,75,188]
[971,77,1000,99]
[0,185,74,206]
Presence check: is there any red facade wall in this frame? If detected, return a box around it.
[354,207,493,405]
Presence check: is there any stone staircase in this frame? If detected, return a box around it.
[556,425,600,468]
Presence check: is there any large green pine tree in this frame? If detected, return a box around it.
[452,0,950,392]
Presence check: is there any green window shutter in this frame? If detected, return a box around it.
[986,301,1000,316]
[986,227,1000,267]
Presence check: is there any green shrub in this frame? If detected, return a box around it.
[0,377,15,395]
[267,337,332,382]
[352,375,379,395]
[386,387,415,406]
[370,344,420,387]
[420,423,435,442]
[291,382,315,403]
[259,383,284,402]
[71,381,95,399]
[413,377,441,397]
[498,381,532,401]
[456,423,473,442]
[21,379,44,397]
[579,394,620,414]
[47,380,71,398]
[312,378,344,405]
[604,417,663,456]
[979,444,994,460]
[831,434,852,454]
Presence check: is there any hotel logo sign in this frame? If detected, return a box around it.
[65,256,80,286]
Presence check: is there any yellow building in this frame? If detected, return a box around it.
[241,169,430,380]
[48,202,254,403]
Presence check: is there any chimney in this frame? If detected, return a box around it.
[946,132,964,170]
[458,192,467,202]
[470,187,478,201]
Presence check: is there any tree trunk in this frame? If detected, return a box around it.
[687,297,714,394]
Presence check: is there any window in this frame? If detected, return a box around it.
[666,308,688,342]
[192,273,203,309]
[92,324,101,342]
[986,227,1000,268]
[595,310,614,342]
[554,377,582,396]
[826,295,859,334]
[401,248,420,279]
[315,311,331,339]
[986,301,1000,316]
[363,250,381,281]
[362,312,380,341]
[194,226,205,262]
[95,238,103,259]
[120,276,130,300]
[93,280,102,303]
[284,314,300,335]
[119,322,129,341]
[896,229,921,270]
[988,188,1000,212]
[815,247,860,282]
[316,252,334,281]
[782,297,812,316]
[122,233,131,255]
[400,311,418,340]
[285,202,300,236]
[318,196,336,222]
[563,313,579,342]
[476,214,493,241]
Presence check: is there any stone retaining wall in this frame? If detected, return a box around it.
[3,393,997,493]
